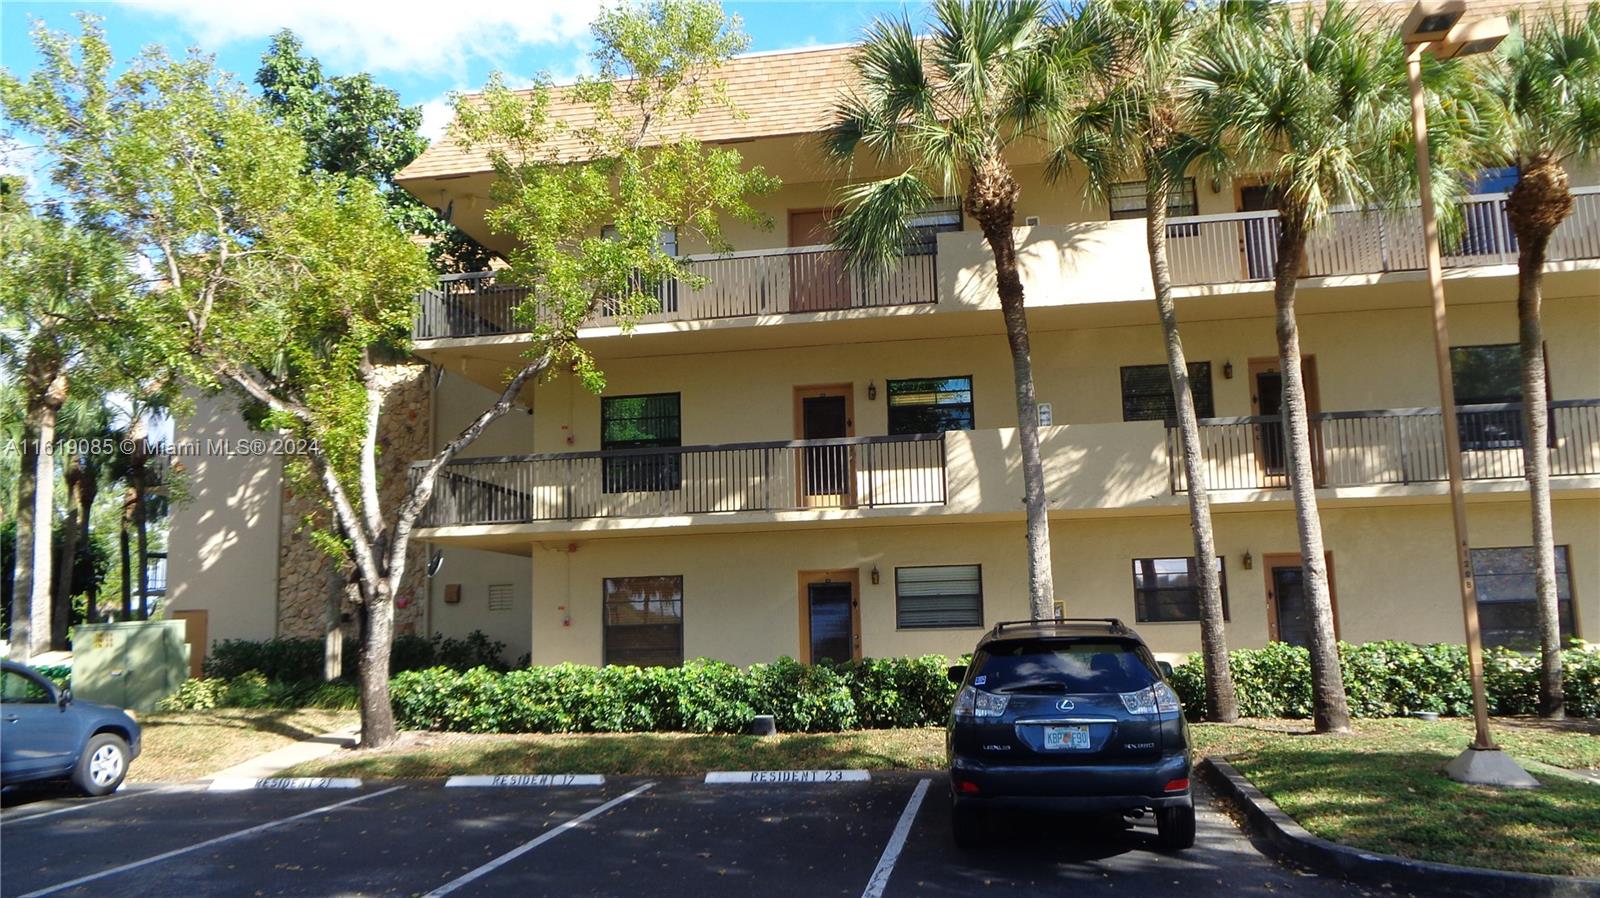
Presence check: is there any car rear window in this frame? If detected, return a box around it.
[971,639,1156,694]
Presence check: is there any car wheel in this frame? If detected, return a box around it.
[1156,803,1196,850]
[72,733,129,797]
[951,797,986,850]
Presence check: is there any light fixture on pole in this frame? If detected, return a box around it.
[1400,2,1535,789]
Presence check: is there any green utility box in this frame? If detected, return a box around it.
[72,620,191,712]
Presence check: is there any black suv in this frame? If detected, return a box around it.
[945,618,1194,850]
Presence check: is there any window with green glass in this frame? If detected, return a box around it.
[887,376,974,434]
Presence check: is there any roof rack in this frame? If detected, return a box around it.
[991,617,1127,634]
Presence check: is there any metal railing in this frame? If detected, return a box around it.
[1164,187,1600,287]
[1169,399,1600,493]
[413,244,939,340]
[413,432,948,527]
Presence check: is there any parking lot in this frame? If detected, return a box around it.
[2,773,1404,897]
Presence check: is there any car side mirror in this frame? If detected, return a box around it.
[1157,661,1175,680]
[946,664,967,685]
[57,686,72,709]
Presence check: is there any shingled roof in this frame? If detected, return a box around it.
[395,0,1576,187]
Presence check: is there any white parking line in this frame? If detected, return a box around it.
[860,778,931,898]
[419,781,655,898]
[16,785,405,898]
[705,769,870,784]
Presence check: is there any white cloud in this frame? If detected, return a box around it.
[418,98,454,143]
[123,0,604,79]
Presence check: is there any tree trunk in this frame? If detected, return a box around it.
[10,427,41,660]
[81,473,99,624]
[130,416,150,620]
[1147,174,1237,722]
[52,457,82,650]
[356,579,398,747]
[1273,211,1350,734]
[14,351,68,660]
[325,566,346,682]
[1507,158,1573,719]
[967,158,1055,620]
[119,516,133,621]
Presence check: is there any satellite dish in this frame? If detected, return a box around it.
[426,551,445,577]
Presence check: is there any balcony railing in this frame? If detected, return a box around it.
[1165,187,1600,287]
[1169,399,1600,493]
[413,433,948,527]
[413,243,939,341]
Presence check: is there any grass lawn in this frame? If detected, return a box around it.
[1190,717,1600,877]
[130,709,357,784]
[284,727,948,779]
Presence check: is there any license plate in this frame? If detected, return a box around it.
[1043,725,1092,750]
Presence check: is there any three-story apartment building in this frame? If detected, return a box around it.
[168,41,1600,669]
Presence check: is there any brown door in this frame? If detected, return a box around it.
[794,384,855,507]
[788,209,850,311]
[1263,553,1339,646]
[1249,356,1322,486]
[798,570,862,663]
[172,609,208,680]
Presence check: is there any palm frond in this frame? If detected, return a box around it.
[830,172,935,276]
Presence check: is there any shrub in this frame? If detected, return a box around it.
[157,676,232,711]
[205,630,510,682]
[33,664,72,689]
[749,657,858,732]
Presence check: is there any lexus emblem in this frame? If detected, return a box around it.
[1055,698,1076,711]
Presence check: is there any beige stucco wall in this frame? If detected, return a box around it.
[165,393,282,645]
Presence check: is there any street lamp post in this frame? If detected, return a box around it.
[1399,0,1538,789]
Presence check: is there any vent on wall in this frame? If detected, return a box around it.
[1024,215,1040,227]
[488,583,514,612]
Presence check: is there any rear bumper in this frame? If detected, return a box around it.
[950,750,1191,812]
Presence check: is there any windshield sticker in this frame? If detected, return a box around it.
[973,675,987,686]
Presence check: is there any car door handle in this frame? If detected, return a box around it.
[3,715,18,723]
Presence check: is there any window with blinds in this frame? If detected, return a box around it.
[487,583,514,612]
[1108,178,1199,220]
[1120,362,1214,422]
[601,393,682,493]
[1471,546,1575,651]
[895,564,983,629]
[602,575,684,667]
[1131,557,1228,623]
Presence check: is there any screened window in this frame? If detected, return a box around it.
[1451,344,1534,450]
[1471,547,1577,651]
[1121,363,1214,422]
[904,197,962,255]
[1132,557,1228,623]
[603,575,684,667]
[601,393,681,492]
[896,564,983,629]
[1109,179,1199,220]
[888,376,974,434]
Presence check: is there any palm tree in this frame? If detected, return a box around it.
[825,0,1067,619]
[1481,4,1600,719]
[1051,0,1240,722]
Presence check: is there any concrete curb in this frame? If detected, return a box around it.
[1199,757,1600,898]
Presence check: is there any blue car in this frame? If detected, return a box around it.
[2,660,142,796]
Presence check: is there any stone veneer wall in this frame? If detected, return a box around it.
[275,363,431,639]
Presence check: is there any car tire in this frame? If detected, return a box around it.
[72,733,130,797]
[1156,803,1196,850]
[951,798,986,850]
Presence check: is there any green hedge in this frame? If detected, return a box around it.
[1168,640,1600,720]
[203,630,509,681]
[157,672,359,712]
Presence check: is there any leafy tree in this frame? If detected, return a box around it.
[1189,0,1488,733]
[256,30,492,273]
[823,0,1066,619]
[1480,4,1600,719]
[1051,0,1248,720]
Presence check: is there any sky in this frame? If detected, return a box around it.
[1,0,919,155]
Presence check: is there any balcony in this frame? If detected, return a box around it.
[1165,187,1600,288]
[1169,400,1600,493]
[413,433,948,527]
[413,244,939,341]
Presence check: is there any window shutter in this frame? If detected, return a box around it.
[896,565,983,628]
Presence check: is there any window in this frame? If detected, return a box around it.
[896,564,983,629]
[1131,557,1229,623]
[1451,344,1533,449]
[603,575,684,667]
[1,670,53,703]
[1471,547,1577,651]
[1109,179,1199,221]
[601,393,681,492]
[887,376,974,434]
[904,197,962,255]
[487,583,514,612]
[1121,363,1214,422]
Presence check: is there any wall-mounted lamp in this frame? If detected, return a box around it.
[870,564,881,585]
[1223,360,1234,380]
[867,380,878,401]
[1241,550,1253,571]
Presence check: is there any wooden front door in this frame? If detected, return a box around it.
[1263,553,1339,647]
[794,384,855,507]
[798,570,862,663]
[1249,356,1322,487]
[788,209,850,312]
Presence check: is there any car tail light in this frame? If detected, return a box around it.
[1119,682,1182,716]
[1163,778,1190,793]
[956,779,982,794]
[952,685,1010,719]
